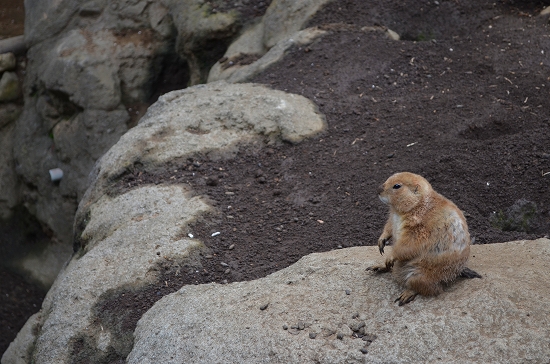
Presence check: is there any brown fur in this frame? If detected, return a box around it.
[368,172,480,305]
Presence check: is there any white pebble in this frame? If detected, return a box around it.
[212,232,221,237]
[188,233,194,238]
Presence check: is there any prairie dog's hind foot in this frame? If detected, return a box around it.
[459,267,482,279]
[366,264,391,273]
[367,257,395,273]
[395,289,417,306]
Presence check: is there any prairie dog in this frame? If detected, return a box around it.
[368,172,481,305]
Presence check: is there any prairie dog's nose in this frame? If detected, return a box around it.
[377,184,384,195]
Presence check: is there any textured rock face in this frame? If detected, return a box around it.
[128,239,550,364]
[15,21,175,242]
[2,81,326,364]
[13,0,276,247]
[15,1,174,244]
[162,0,240,85]
[208,0,333,83]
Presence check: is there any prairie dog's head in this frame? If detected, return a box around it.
[378,172,432,213]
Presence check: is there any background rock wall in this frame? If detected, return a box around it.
[7,0,277,271]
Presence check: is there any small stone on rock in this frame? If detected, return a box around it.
[260,303,269,310]
[309,332,317,339]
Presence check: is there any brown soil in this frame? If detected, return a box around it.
[93,1,550,356]
[121,0,550,288]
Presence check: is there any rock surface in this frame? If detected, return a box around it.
[12,0,279,247]
[128,239,550,364]
[2,81,326,364]
[76,80,326,220]
[2,185,212,364]
[163,0,240,85]
[208,0,332,83]
[0,53,16,72]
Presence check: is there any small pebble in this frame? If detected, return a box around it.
[228,244,235,250]
[363,333,377,342]
[297,322,305,330]
[309,333,317,339]
[345,289,351,295]
[260,303,269,310]
[188,233,194,238]
[283,325,288,330]
[212,232,220,237]
[220,262,229,267]
[337,245,343,249]
[360,348,369,354]
[205,255,213,259]
[337,333,344,340]
[224,268,231,274]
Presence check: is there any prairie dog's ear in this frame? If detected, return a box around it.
[414,185,419,194]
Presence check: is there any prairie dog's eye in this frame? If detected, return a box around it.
[392,184,401,189]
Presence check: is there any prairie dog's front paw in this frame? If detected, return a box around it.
[377,237,390,255]
[395,290,417,306]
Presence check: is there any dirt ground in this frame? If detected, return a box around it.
[0,0,24,39]
[124,0,550,285]
[3,0,550,358]
[96,0,550,347]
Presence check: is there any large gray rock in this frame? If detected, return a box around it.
[15,22,171,244]
[77,81,326,216]
[2,81,326,364]
[2,185,212,364]
[24,0,164,47]
[162,0,240,85]
[129,239,550,364]
[209,27,327,84]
